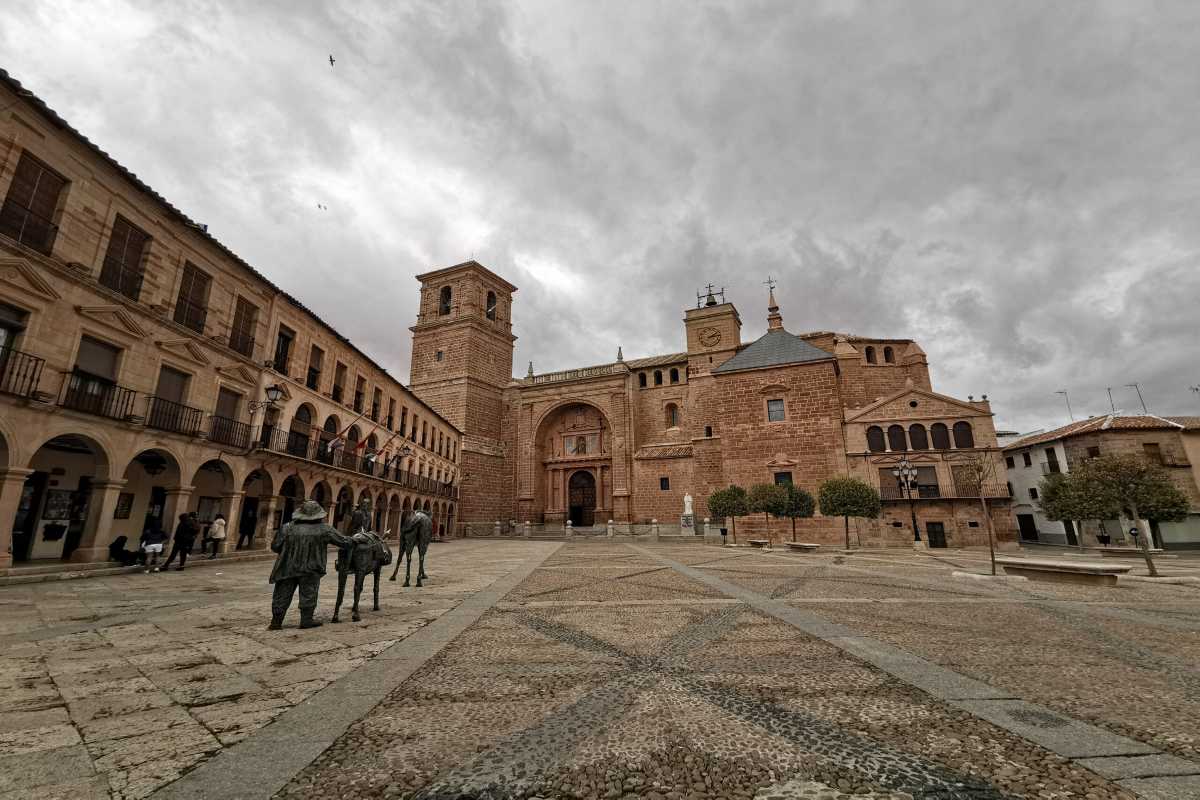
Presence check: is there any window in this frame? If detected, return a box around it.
[452,441,457,462]
[0,151,67,254]
[1143,442,1163,464]
[887,425,907,451]
[400,406,408,436]
[638,372,647,388]
[766,398,786,422]
[704,425,713,437]
[1087,446,1101,459]
[332,362,347,403]
[371,388,382,421]
[1006,481,1013,496]
[866,426,886,452]
[931,423,951,450]
[1044,447,1060,473]
[387,398,395,429]
[0,301,28,351]
[173,262,211,333]
[306,345,323,390]
[411,414,418,441]
[774,472,793,485]
[665,403,680,428]
[421,420,428,448]
[654,370,663,386]
[354,376,365,412]
[659,477,670,491]
[435,350,443,362]
[75,335,120,381]
[952,421,975,449]
[149,365,194,434]
[99,215,150,300]
[1005,455,1015,469]
[1029,487,1039,500]
[669,367,679,384]
[273,325,294,374]
[883,346,894,364]
[908,424,929,450]
[439,285,452,316]
[864,345,877,364]
[1022,451,1032,467]
[226,297,258,357]
[153,366,189,403]
[215,387,241,420]
[485,290,497,320]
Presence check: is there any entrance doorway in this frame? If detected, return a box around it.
[143,486,167,537]
[568,471,596,527]
[12,472,48,562]
[1017,514,1039,542]
[926,521,947,548]
[1062,520,1078,546]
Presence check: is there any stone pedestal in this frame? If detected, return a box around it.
[523,521,531,538]
[680,513,695,535]
[606,520,615,537]
[493,520,502,537]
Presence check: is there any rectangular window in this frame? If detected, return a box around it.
[704,425,713,438]
[75,335,120,381]
[354,375,365,412]
[773,472,793,486]
[306,345,323,390]
[173,261,211,333]
[421,420,428,448]
[386,398,395,429]
[371,388,382,421]
[215,387,241,420]
[273,325,294,374]
[228,296,258,357]
[1087,446,1101,459]
[1143,442,1163,464]
[1022,452,1032,467]
[155,366,189,403]
[659,477,670,491]
[766,398,785,422]
[99,214,150,300]
[1044,447,1060,474]
[436,350,443,362]
[1029,487,1039,500]
[1005,456,1015,469]
[332,362,347,402]
[411,414,418,441]
[400,406,408,436]
[0,151,67,254]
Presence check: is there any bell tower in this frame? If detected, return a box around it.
[410,261,516,526]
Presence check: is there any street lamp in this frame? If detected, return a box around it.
[891,456,921,543]
[248,384,284,412]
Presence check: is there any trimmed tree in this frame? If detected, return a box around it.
[707,485,749,543]
[1040,454,1189,577]
[818,477,882,551]
[749,483,791,543]
[948,452,1005,574]
[782,483,816,542]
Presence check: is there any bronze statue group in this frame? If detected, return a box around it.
[268,496,434,630]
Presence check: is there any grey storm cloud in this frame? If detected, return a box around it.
[3,0,1198,431]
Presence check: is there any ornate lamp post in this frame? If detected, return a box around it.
[248,383,284,412]
[892,457,921,543]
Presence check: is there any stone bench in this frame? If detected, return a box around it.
[785,542,820,552]
[995,557,1133,586]
[1095,546,1164,558]
[748,539,771,549]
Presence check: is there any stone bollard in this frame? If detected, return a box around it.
[651,519,660,539]
[565,519,573,538]
[607,519,615,537]
[523,520,531,538]
[493,520,502,537]
[703,517,711,537]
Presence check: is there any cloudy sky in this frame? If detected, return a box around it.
[4,0,1199,432]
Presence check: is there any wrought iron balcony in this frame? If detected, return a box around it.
[0,346,44,398]
[147,396,204,436]
[881,482,1011,501]
[208,415,252,448]
[60,371,138,421]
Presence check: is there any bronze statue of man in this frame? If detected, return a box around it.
[349,495,372,534]
[268,500,354,630]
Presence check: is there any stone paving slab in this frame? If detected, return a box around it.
[1118,775,1200,799]
[1077,754,1200,779]
[950,698,1159,758]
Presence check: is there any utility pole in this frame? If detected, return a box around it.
[1125,383,1148,414]
[1056,390,1074,421]
[1106,387,1116,413]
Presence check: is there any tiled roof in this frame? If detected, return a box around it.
[1003,414,1189,450]
[0,69,462,434]
[711,328,832,375]
[634,444,693,459]
[626,352,688,369]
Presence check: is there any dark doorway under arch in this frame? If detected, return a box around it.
[568,470,596,527]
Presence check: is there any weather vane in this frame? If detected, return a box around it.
[763,276,777,292]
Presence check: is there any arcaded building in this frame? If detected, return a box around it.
[409,261,1015,547]
[0,70,459,571]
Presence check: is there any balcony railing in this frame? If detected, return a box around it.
[0,201,59,255]
[881,483,1011,501]
[60,371,138,421]
[208,415,251,448]
[146,396,204,436]
[528,363,621,385]
[0,346,44,398]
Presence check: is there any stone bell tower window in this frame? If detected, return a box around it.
[439,286,452,316]
[486,290,497,320]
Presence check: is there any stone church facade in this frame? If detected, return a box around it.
[411,261,1014,547]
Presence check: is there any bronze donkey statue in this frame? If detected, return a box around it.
[390,509,433,587]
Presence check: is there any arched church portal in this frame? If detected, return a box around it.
[533,402,612,525]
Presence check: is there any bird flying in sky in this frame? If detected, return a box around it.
[328,54,335,67]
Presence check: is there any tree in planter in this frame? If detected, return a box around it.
[749,483,790,543]
[818,477,882,551]
[707,485,749,543]
[1040,454,1189,577]
[782,483,816,542]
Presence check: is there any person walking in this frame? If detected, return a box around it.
[162,513,199,571]
[206,513,227,559]
[140,523,168,572]
[237,506,257,550]
[267,500,354,630]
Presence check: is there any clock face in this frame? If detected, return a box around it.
[698,327,722,348]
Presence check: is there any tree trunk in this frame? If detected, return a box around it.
[791,516,796,542]
[844,516,850,551]
[1129,503,1158,577]
[730,515,736,543]
[978,494,996,576]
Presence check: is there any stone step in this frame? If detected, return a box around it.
[0,550,275,585]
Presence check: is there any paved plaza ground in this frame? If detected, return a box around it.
[2,541,1199,800]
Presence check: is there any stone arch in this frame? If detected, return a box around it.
[287,403,316,457]
[531,400,613,525]
[374,489,387,530]
[310,479,332,510]
[422,498,431,513]
[387,494,402,537]
[865,346,877,364]
[117,447,183,556]
[664,402,680,429]
[189,459,235,536]
[908,424,929,451]
[883,346,895,364]
[401,495,413,527]
[931,423,951,450]
[334,484,354,531]
[952,421,975,449]
[866,426,886,453]
[445,503,456,538]
[279,474,305,524]
[438,285,452,316]
[887,425,907,452]
[317,414,340,464]
[238,467,274,548]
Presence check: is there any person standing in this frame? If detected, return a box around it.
[162,513,199,571]
[140,524,168,572]
[268,500,354,630]
[206,513,227,559]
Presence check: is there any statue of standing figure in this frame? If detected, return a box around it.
[268,500,354,630]
[683,493,694,516]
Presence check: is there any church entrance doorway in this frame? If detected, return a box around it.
[568,471,596,527]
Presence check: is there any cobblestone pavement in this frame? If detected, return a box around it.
[279,543,1200,800]
[0,540,541,799]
